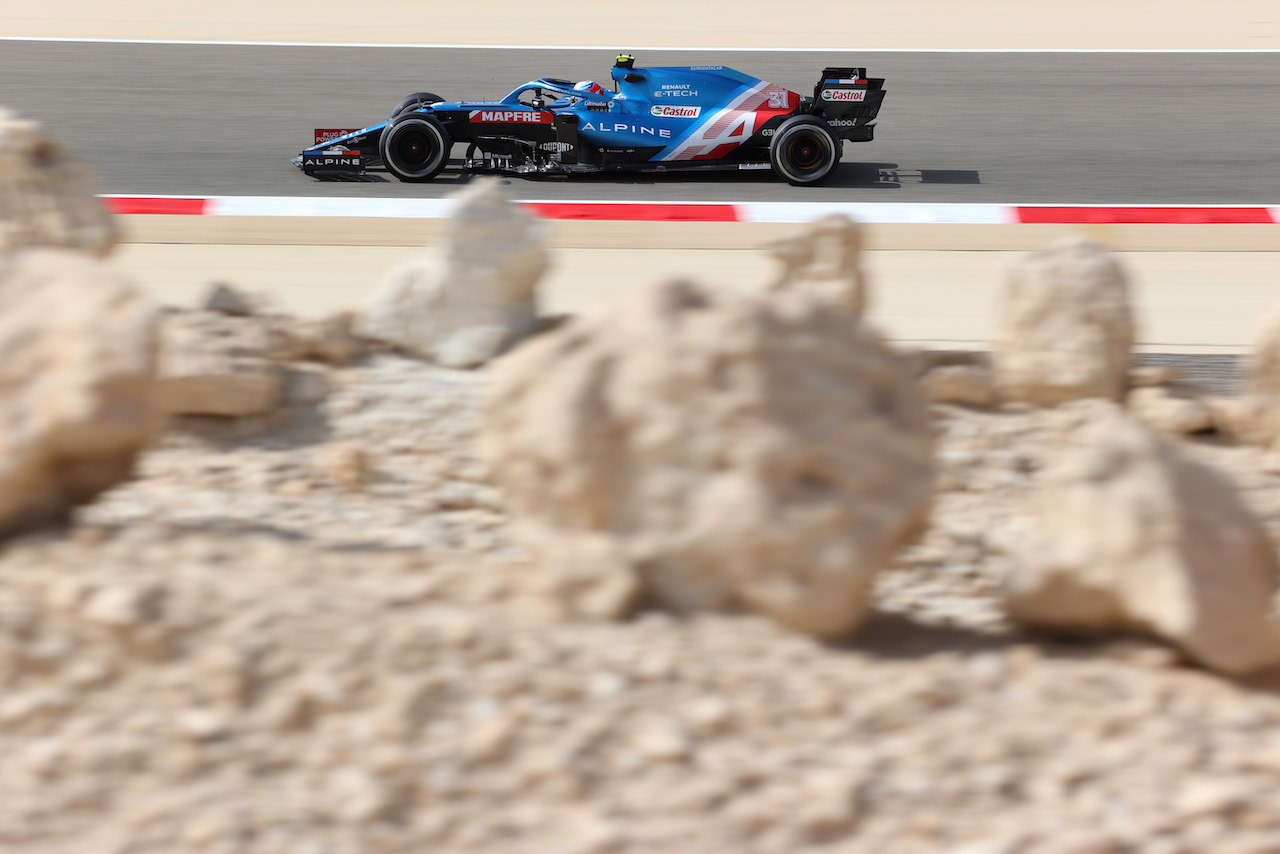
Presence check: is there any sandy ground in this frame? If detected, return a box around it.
[115,241,1278,353]
[4,0,1277,48]
[112,218,1280,354]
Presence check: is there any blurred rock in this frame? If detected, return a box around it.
[200,282,260,316]
[0,249,160,538]
[766,213,867,315]
[0,107,117,256]
[922,364,997,408]
[1222,413,1280,475]
[200,279,365,367]
[156,311,284,417]
[1233,305,1280,447]
[8,344,1280,852]
[481,278,934,637]
[280,364,330,406]
[1130,364,1184,388]
[357,179,546,368]
[280,310,365,366]
[1006,400,1280,674]
[993,238,1134,405]
[316,442,368,492]
[9,219,1280,854]
[1127,384,1215,435]
[902,348,989,378]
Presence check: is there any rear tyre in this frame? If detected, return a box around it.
[390,92,445,118]
[379,114,451,182]
[769,116,839,186]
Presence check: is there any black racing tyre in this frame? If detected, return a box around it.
[769,115,840,186]
[379,114,451,182]
[390,91,445,118]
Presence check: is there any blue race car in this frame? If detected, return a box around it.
[294,54,885,186]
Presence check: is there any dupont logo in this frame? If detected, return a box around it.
[540,141,573,152]
[820,89,866,102]
[650,105,701,118]
[469,110,553,124]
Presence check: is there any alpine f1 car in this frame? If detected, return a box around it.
[293,55,885,186]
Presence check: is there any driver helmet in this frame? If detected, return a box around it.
[573,80,607,97]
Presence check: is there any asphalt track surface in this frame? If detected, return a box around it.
[3,43,1279,202]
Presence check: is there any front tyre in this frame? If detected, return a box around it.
[769,116,839,186]
[390,92,445,119]
[379,114,451,182]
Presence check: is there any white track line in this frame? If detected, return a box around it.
[212,197,452,217]
[739,203,1014,224]
[98,196,1280,207]
[3,37,1278,52]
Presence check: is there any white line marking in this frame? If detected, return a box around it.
[99,194,1280,224]
[740,202,1015,224]
[100,194,212,200]
[1010,203,1280,208]
[101,196,1280,209]
[101,196,1280,208]
[210,196,455,217]
[3,37,1279,52]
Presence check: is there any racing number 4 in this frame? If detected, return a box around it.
[686,111,760,158]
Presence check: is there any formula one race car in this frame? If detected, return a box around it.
[293,55,885,186]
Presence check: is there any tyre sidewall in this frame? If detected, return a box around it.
[391,92,445,119]
[379,115,450,182]
[770,116,838,186]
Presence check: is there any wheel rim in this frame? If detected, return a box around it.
[394,129,436,171]
[786,132,830,175]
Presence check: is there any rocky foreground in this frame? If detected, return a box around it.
[1,354,1280,854]
[5,108,1280,854]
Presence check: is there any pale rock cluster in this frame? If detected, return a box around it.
[357,178,547,368]
[1127,382,1217,434]
[0,109,159,541]
[993,236,1135,405]
[0,250,161,539]
[8,114,1280,853]
[914,237,1226,439]
[10,523,1280,854]
[765,212,868,315]
[897,236,1280,673]
[481,276,934,636]
[910,351,998,408]
[0,107,117,256]
[156,284,364,426]
[1004,400,1280,674]
[1214,305,1280,449]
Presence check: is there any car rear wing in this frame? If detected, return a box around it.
[813,67,886,125]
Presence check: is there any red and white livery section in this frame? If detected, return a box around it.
[468,110,553,124]
[100,196,1280,224]
[656,81,800,162]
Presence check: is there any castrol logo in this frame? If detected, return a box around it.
[820,89,866,102]
[649,105,701,118]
